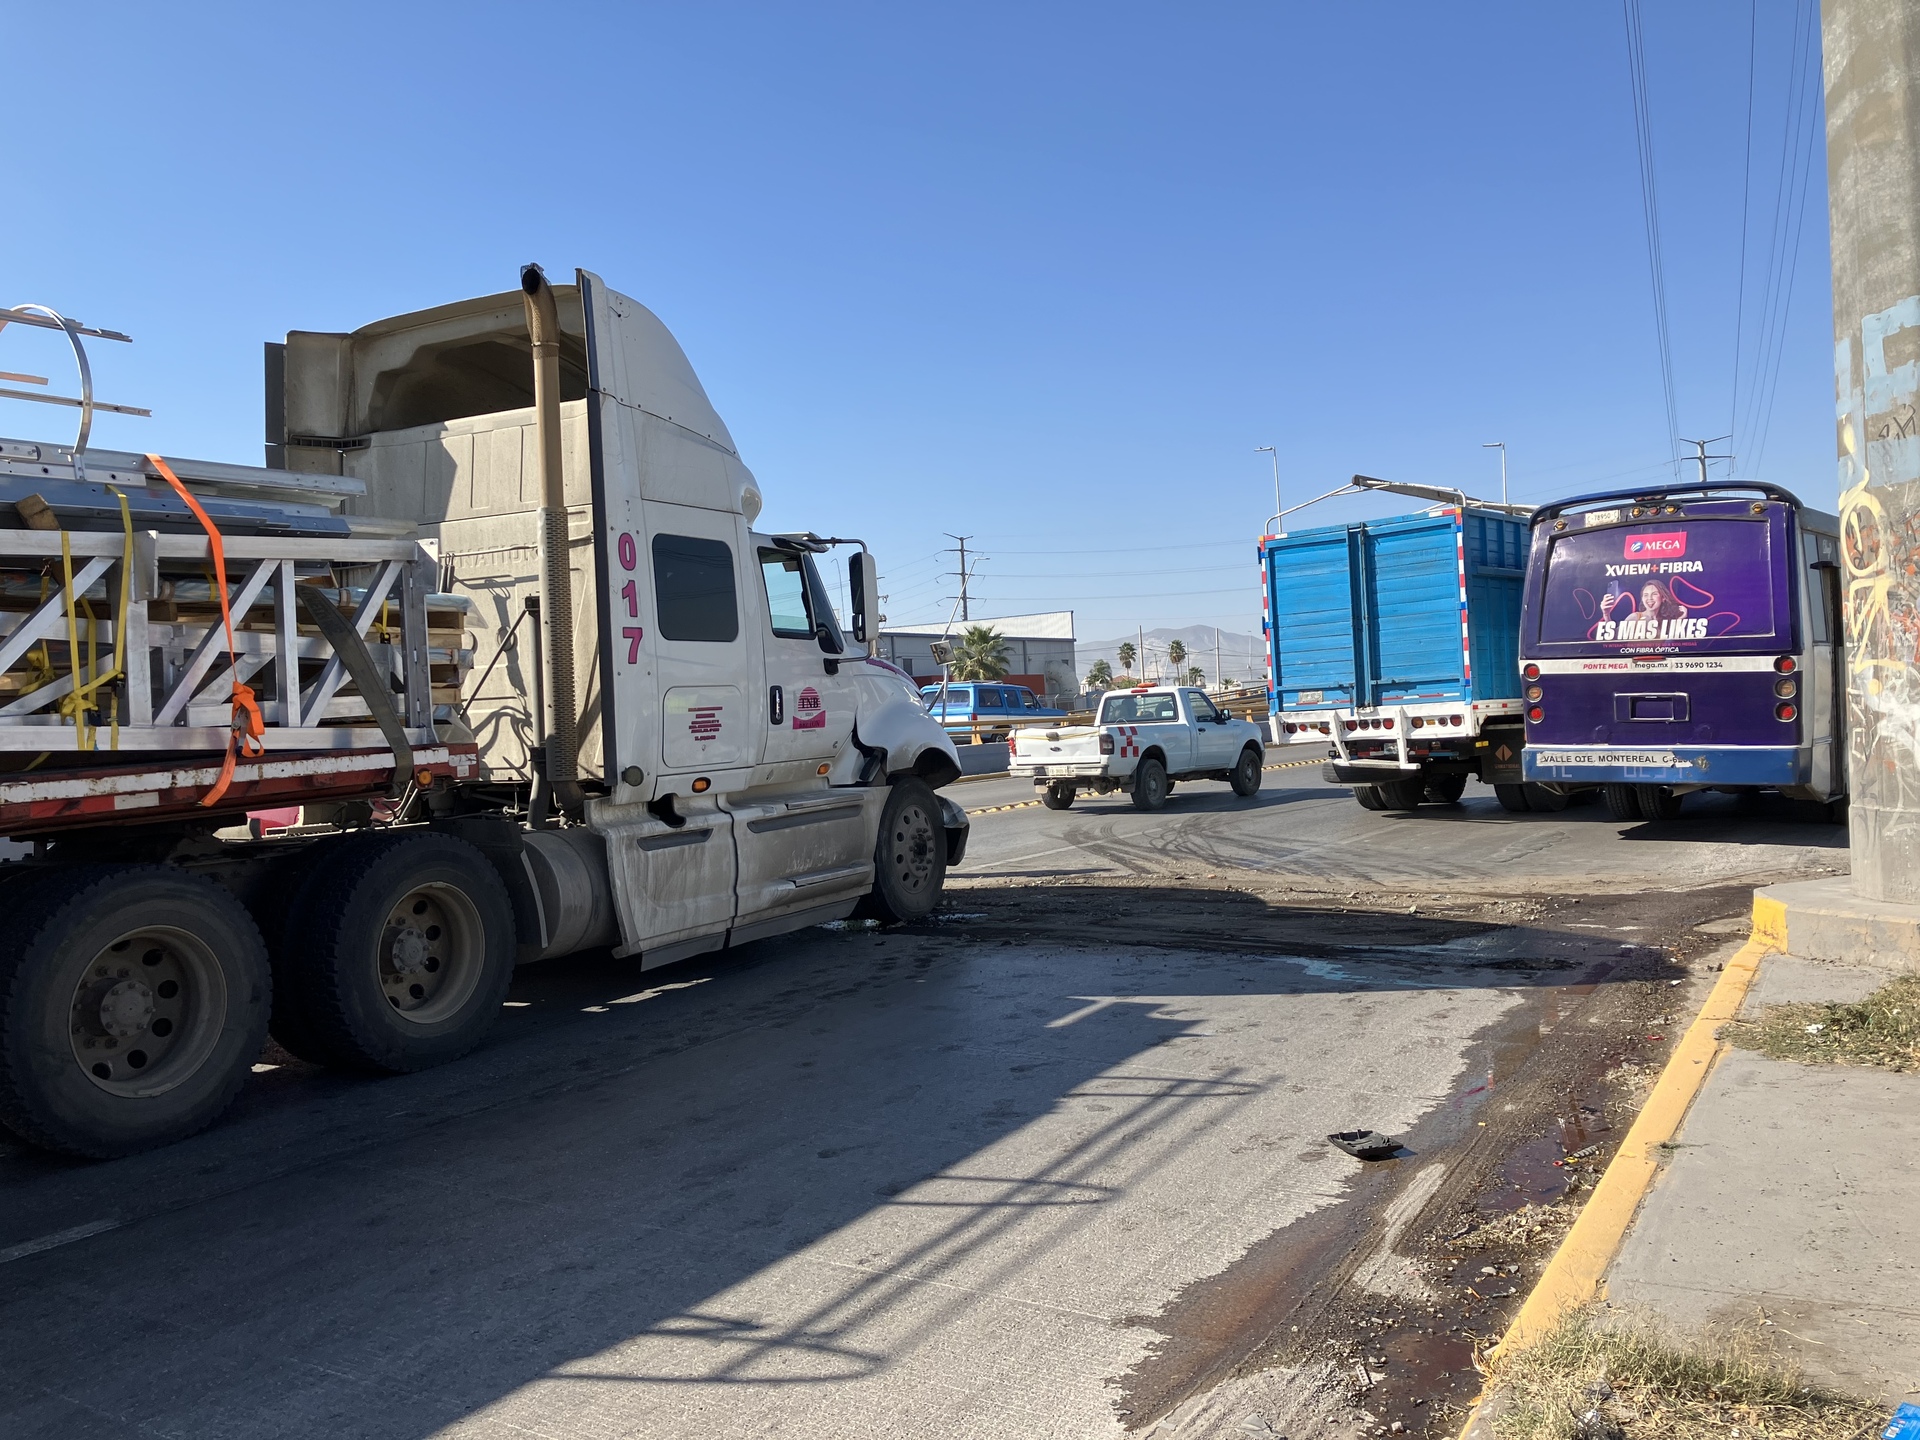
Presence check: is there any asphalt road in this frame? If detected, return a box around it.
[0,770,1847,1440]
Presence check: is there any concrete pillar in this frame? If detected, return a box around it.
[1824,0,1920,902]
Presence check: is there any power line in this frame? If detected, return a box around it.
[1729,0,1757,460]
[1623,0,1681,467]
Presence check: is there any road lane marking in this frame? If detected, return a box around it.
[0,1219,121,1265]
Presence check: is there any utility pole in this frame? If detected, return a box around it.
[944,534,974,623]
[1825,0,1920,903]
[1481,441,1508,505]
[1215,627,1222,691]
[1675,436,1731,487]
[1256,446,1281,530]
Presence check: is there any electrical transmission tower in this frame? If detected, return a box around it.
[944,534,975,622]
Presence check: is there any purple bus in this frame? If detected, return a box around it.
[1518,482,1844,821]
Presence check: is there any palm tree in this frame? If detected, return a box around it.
[1085,659,1114,691]
[1116,641,1136,679]
[1185,665,1206,687]
[948,625,1010,681]
[1167,640,1187,677]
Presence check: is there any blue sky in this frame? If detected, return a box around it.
[7,2,1833,643]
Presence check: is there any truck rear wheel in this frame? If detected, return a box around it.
[1353,785,1386,810]
[1131,757,1170,811]
[1494,784,1531,813]
[1603,784,1643,821]
[1375,778,1425,810]
[1424,774,1467,804]
[1636,785,1683,821]
[0,865,270,1158]
[1229,746,1263,797]
[272,832,515,1074]
[1042,782,1075,810]
[858,777,947,922]
[1523,783,1568,813]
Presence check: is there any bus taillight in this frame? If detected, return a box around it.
[1523,663,1540,680]
[1775,702,1798,722]
[1774,655,1797,674]
[1774,677,1797,699]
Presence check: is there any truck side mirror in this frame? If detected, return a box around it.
[849,550,880,654]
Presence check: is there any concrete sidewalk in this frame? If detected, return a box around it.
[1604,940,1920,1403]
[1476,880,1920,1421]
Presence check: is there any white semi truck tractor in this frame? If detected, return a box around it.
[0,268,967,1158]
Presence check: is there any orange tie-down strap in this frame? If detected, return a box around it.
[147,455,265,806]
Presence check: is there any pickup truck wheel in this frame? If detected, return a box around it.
[1375,778,1425,810]
[857,777,947,922]
[1353,785,1386,810]
[273,832,515,1074]
[0,865,270,1158]
[1229,746,1263,797]
[1603,784,1643,821]
[1523,783,1569,813]
[1636,784,1684,821]
[1494,784,1532,814]
[1130,757,1170,811]
[1042,783,1075,811]
[1424,774,1467,804]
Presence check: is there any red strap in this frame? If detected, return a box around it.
[148,455,264,806]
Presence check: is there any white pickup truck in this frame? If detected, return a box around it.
[1009,686,1265,810]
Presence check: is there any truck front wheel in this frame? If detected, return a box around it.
[272,832,515,1074]
[1131,757,1170,811]
[1042,783,1076,810]
[857,777,947,922]
[0,865,270,1158]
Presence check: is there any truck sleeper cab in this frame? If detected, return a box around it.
[1518,482,1844,821]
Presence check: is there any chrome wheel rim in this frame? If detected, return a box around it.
[378,882,486,1025]
[889,801,938,896]
[70,926,226,1098]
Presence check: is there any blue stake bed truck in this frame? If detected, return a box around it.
[1262,497,1563,812]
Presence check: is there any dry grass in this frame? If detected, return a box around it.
[1727,973,1920,1072]
[1489,1309,1879,1440]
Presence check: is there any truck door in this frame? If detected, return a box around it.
[1185,689,1240,768]
[755,546,856,770]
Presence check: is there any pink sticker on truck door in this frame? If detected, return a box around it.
[792,687,826,729]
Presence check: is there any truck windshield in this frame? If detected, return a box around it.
[1100,693,1177,723]
[1535,517,1779,651]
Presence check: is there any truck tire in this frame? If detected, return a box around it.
[858,777,948,923]
[272,832,516,1074]
[0,865,270,1158]
[1424,774,1467,805]
[1522,783,1568,812]
[1042,782,1075,810]
[1603,784,1643,821]
[1375,778,1425,810]
[1636,785,1683,821]
[1229,746,1263,797]
[1353,785,1386,810]
[1494,784,1531,814]
[1131,756,1170,811]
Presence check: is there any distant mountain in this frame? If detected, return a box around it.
[1076,625,1263,688]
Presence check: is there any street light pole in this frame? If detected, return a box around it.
[1482,441,1507,505]
[1255,446,1280,530]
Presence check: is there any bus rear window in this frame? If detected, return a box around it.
[1537,519,1777,647]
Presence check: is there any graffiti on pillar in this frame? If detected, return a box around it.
[1837,295,1920,809]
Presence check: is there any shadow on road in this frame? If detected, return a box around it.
[0,884,1679,1438]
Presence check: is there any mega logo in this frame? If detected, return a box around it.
[791,686,826,730]
[1624,531,1687,559]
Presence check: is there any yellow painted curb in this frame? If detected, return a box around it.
[1455,890,1787,1438]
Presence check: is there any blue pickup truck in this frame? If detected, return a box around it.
[1261,502,1555,812]
[920,682,1068,742]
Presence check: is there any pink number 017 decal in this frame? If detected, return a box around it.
[616,531,643,663]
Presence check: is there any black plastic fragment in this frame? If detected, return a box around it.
[1328,1129,1400,1160]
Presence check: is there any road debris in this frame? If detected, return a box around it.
[1329,1130,1402,1160]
